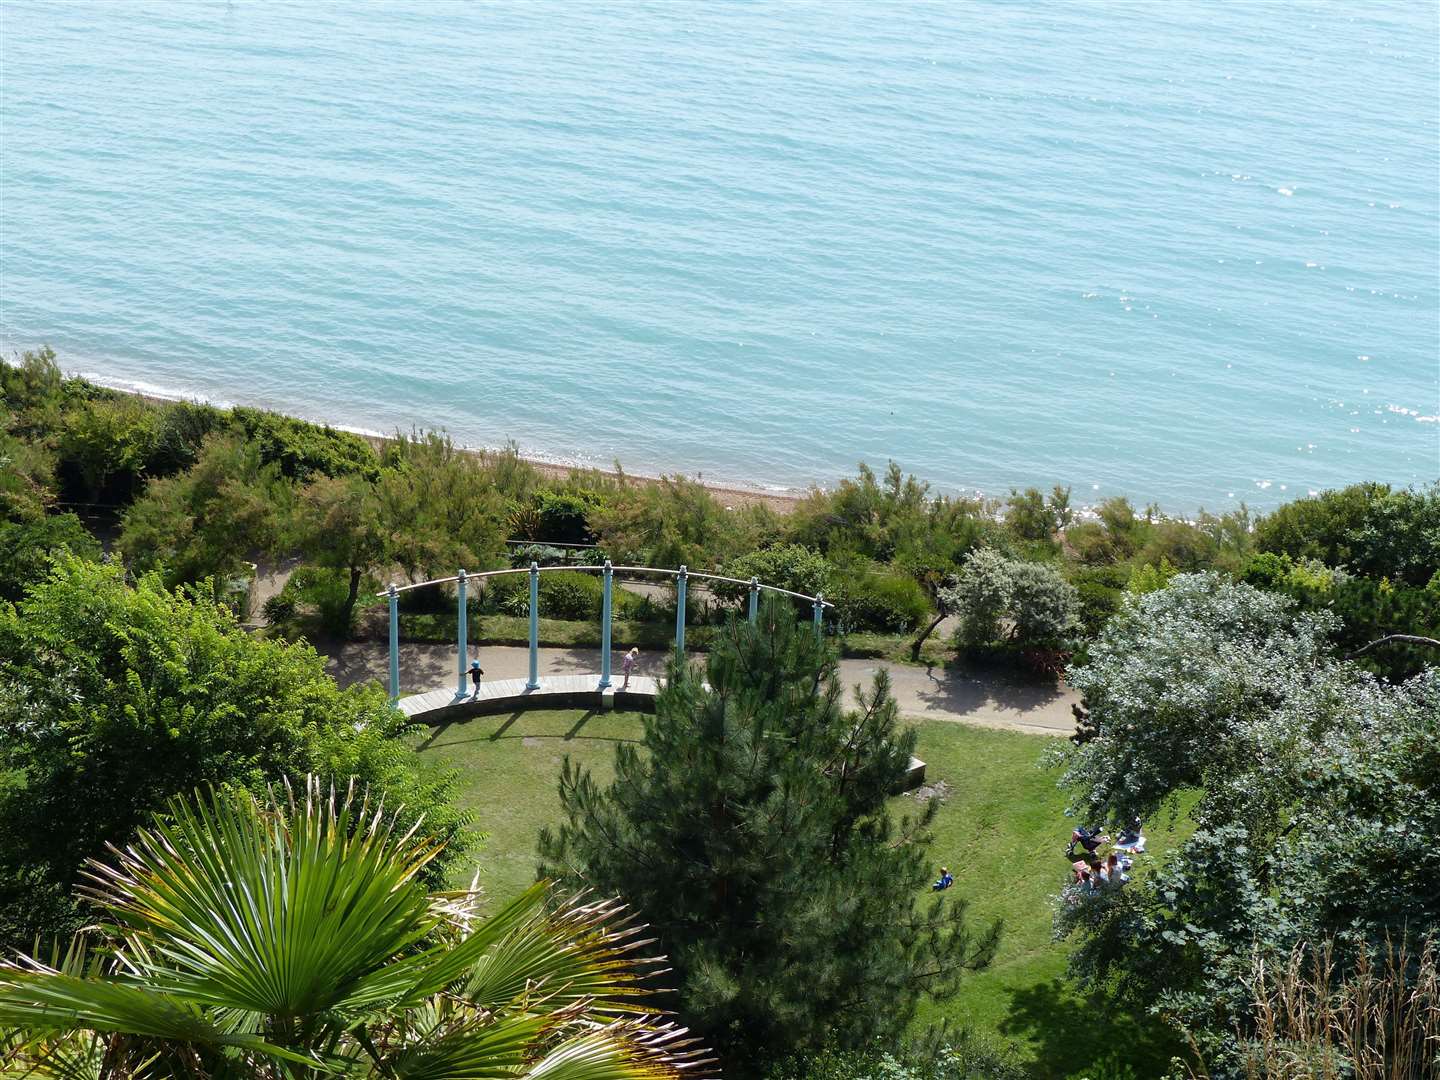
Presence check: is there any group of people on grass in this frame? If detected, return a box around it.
[1064,817,1145,897]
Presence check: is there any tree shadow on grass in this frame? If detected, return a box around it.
[998,977,1183,1079]
[564,710,597,739]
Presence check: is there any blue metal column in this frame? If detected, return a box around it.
[675,565,688,654]
[456,569,468,696]
[748,577,759,623]
[599,560,613,689]
[387,584,400,704]
[813,593,824,639]
[527,562,541,690]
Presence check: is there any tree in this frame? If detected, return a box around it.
[54,394,161,504]
[538,603,1000,1076]
[293,473,390,634]
[0,780,708,1080]
[0,422,57,522]
[0,557,467,947]
[374,431,508,582]
[1003,485,1072,544]
[1054,573,1440,1065]
[0,512,99,603]
[117,433,291,586]
[1255,481,1440,587]
[947,549,1079,652]
[589,473,743,568]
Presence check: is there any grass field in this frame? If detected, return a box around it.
[414,709,1184,1079]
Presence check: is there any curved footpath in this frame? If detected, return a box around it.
[322,642,1080,738]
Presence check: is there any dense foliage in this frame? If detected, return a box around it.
[539,604,1001,1077]
[0,558,468,948]
[1055,574,1439,1072]
[0,781,706,1080]
[1254,481,1440,587]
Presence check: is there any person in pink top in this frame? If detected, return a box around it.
[621,647,639,690]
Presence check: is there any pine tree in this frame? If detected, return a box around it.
[538,600,1001,1075]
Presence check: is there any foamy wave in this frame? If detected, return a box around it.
[78,371,236,409]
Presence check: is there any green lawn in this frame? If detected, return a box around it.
[415,710,1183,1079]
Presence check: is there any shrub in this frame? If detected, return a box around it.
[831,564,931,633]
[946,550,1080,651]
[55,395,161,503]
[1255,481,1440,587]
[0,557,468,947]
[286,565,367,636]
[533,487,606,544]
[715,544,833,606]
[1068,565,1128,638]
[261,592,297,624]
[1003,485,1072,543]
[540,570,603,619]
[0,512,99,603]
[230,406,377,482]
[478,570,604,620]
[1125,557,1178,595]
[146,399,228,479]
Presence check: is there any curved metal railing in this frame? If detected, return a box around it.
[377,561,828,703]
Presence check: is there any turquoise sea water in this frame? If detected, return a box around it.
[2,1,1436,510]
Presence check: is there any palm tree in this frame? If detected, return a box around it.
[0,778,712,1079]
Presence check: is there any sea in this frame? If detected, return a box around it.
[2,0,1437,512]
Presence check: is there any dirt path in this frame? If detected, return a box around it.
[322,641,1079,738]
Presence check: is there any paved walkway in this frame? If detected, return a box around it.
[322,642,1079,738]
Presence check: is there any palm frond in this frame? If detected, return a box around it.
[526,1021,715,1080]
[0,970,312,1066]
[79,778,441,1018]
[461,895,669,1017]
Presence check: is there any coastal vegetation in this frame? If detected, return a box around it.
[3,346,1437,1078]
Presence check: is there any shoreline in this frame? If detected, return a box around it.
[112,380,807,514]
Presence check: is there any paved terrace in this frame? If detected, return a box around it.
[323,642,1081,739]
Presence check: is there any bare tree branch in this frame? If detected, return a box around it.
[1344,634,1440,660]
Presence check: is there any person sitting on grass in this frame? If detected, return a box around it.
[932,866,954,891]
[1102,852,1130,884]
[1115,816,1146,854]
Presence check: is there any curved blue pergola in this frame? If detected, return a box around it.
[377,562,830,704]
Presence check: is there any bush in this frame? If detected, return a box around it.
[715,544,833,606]
[533,488,606,544]
[55,395,161,503]
[540,571,603,619]
[0,557,468,947]
[146,399,228,479]
[262,592,297,624]
[946,549,1080,652]
[1067,565,1128,639]
[286,565,367,636]
[478,570,604,620]
[768,1035,1027,1080]
[230,406,377,482]
[831,564,931,633]
[1255,481,1440,587]
[0,512,100,603]
[1242,552,1440,681]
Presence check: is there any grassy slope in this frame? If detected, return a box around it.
[415,711,1183,1079]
